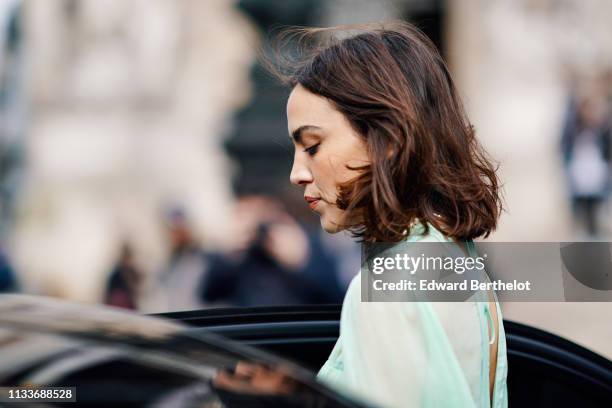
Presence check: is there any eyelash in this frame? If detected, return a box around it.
[303,143,320,156]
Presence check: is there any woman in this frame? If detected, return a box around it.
[276,22,507,407]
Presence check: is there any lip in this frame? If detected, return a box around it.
[304,196,321,211]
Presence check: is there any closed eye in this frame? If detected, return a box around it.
[303,143,320,156]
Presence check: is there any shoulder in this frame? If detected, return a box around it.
[340,272,421,335]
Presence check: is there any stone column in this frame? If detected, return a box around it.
[11,0,256,303]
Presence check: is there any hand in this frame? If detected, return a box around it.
[263,214,309,272]
[213,361,296,395]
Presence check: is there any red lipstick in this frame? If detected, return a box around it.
[304,196,320,210]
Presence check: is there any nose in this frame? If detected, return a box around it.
[289,154,313,186]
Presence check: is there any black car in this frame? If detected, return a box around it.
[0,295,610,407]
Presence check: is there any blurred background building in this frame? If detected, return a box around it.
[0,0,610,358]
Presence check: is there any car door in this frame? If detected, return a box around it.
[158,304,612,407]
[0,296,368,408]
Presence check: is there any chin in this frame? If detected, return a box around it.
[320,217,343,234]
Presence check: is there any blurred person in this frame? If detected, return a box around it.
[158,207,212,311]
[0,245,16,292]
[0,0,25,239]
[271,22,507,408]
[300,225,346,301]
[105,243,143,310]
[202,195,340,306]
[318,228,361,291]
[282,191,355,297]
[561,90,611,237]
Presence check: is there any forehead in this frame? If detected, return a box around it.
[286,84,344,131]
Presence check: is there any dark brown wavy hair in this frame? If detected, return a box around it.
[266,21,502,242]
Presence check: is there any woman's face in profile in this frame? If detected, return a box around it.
[287,84,369,233]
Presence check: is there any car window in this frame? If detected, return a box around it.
[0,327,366,407]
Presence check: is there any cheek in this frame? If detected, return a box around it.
[311,136,368,200]
[328,137,368,182]
[311,157,343,200]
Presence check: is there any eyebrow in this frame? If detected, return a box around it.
[290,125,322,144]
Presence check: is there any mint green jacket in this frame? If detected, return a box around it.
[317,223,508,408]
